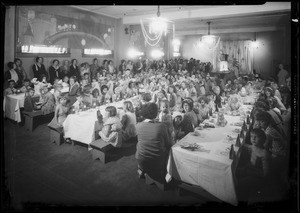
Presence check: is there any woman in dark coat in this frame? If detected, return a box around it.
[69,59,81,81]
[135,103,173,183]
[49,59,63,84]
[32,56,48,81]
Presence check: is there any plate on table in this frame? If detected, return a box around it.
[230,122,243,127]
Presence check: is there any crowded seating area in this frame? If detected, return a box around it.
[2,3,296,210]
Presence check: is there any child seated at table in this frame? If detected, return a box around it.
[38,85,56,115]
[91,88,102,107]
[158,100,173,138]
[61,76,69,92]
[98,106,123,148]
[19,79,32,93]
[236,128,271,201]
[48,94,70,128]
[4,79,17,96]
[172,111,185,142]
[121,101,137,142]
[24,88,40,112]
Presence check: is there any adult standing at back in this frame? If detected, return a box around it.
[32,56,48,81]
[69,59,80,81]
[277,64,289,87]
[14,58,27,87]
[49,59,63,84]
[4,62,21,88]
[90,58,100,80]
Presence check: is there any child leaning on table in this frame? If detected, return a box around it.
[236,128,271,201]
[98,106,123,148]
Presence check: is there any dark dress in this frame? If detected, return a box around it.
[32,63,48,81]
[49,66,64,84]
[135,122,172,182]
[69,65,81,81]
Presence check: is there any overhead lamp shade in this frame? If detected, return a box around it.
[24,24,34,37]
[201,22,220,49]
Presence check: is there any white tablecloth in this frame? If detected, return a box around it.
[3,93,26,122]
[167,103,254,206]
[63,97,139,145]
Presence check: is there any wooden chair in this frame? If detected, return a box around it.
[23,110,43,132]
[90,139,113,164]
[49,126,64,145]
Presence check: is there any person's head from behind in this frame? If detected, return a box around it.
[8,79,15,88]
[123,101,135,113]
[104,106,117,119]
[160,100,169,113]
[250,128,266,148]
[173,112,183,128]
[28,88,35,97]
[142,93,152,103]
[101,85,109,95]
[141,103,158,120]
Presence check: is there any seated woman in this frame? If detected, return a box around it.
[24,88,40,112]
[98,106,123,148]
[236,128,271,201]
[68,76,80,106]
[4,79,17,96]
[135,102,173,182]
[38,85,56,115]
[121,101,137,142]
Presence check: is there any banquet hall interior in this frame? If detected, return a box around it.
[2,2,297,211]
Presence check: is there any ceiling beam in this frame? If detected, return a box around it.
[175,26,284,36]
[123,2,291,25]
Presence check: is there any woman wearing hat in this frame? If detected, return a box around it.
[135,103,173,182]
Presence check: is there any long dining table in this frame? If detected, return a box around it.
[63,96,140,147]
[166,94,256,206]
[3,93,26,123]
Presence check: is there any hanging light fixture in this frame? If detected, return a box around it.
[140,6,175,47]
[201,21,220,49]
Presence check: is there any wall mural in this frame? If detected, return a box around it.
[17,6,115,51]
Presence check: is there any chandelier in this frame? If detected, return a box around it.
[201,21,220,49]
[140,6,174,47]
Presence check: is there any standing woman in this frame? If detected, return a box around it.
[90,58,100,80]
[14,58,27,87]
[135,102,173,182]
[69,59,81,81]
[68,76,80,105]
[32,56,48,81]
[60,60,70,76]
[108,60,115,75]
[4,62,21,87]
[118,59,126,75]
[49,59,63,84]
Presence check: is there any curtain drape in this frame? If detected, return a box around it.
[212,40,254,74]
